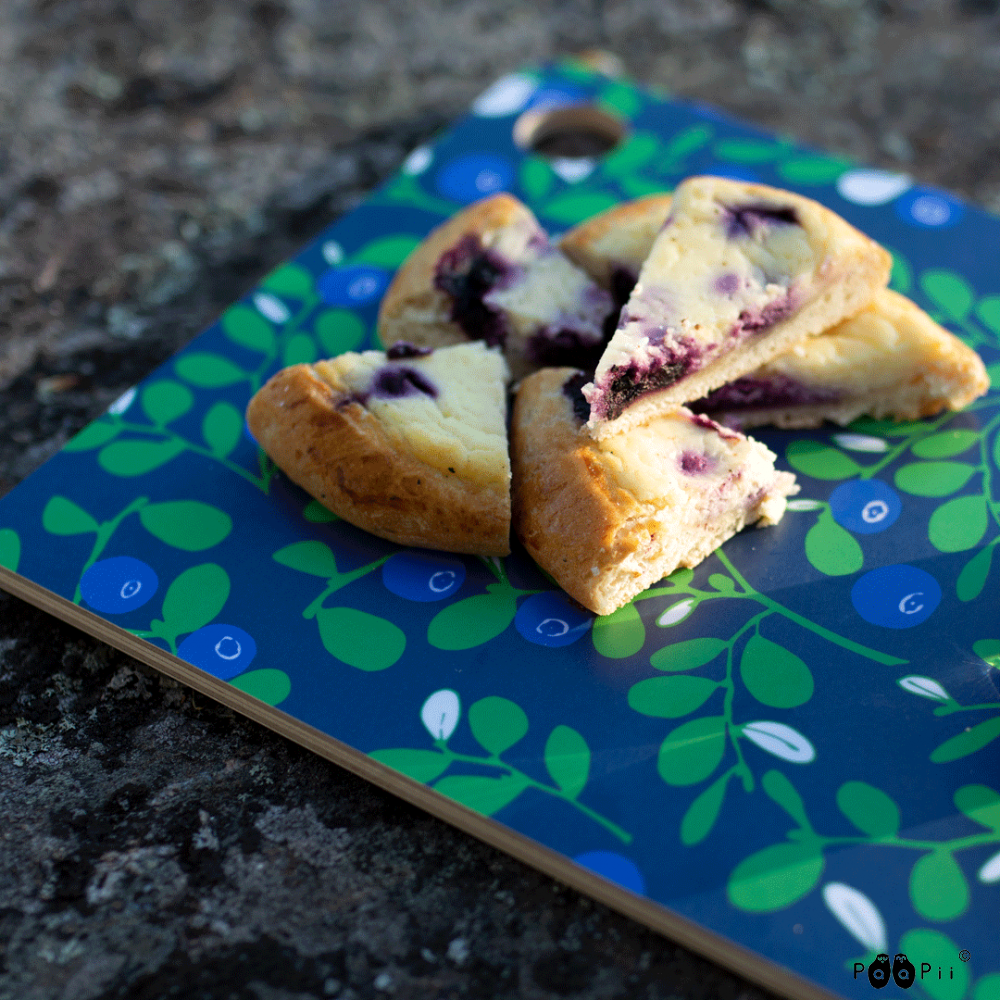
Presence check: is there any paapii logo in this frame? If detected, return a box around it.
[855,953,964,989]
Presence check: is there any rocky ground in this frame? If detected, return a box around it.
[2,1,999,997]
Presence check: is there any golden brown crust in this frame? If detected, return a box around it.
[559,194,674,287]
[246,364,510,555]
[376,193,537,351]
[511,368,647,614]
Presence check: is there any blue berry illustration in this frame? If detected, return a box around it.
[515,591,592,647]
[524,84,586,111]
[177,624,257,681]
[851,564,942,628]
[828,480,902,534]
[703,164,762,184]
[435,154,514,203]
[573,851,645,895]
[382,550,466,602]
[894,187,963,229]
[80,556,158,614]
[317,265,389,307]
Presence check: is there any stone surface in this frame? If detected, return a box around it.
[2,1,999,997]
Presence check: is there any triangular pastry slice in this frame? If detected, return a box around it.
[378,194,614,379]
[562,195,988,428]
[511,368,798,616]
[246,341,512,555]
[580,176,892,437]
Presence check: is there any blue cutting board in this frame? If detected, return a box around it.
[2,60,998,1000]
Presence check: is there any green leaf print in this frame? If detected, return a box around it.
[282,333,317,366]
[761,770,811,830]
[651,637,727,672]
[154,563,230,641]
[886,246,913,294]
[314,310,366,357]
[912,429,980,459]
[727,840,824,912]
[680,772,729,846]
[139,501,232,551]
[544,725,590,798]
[0,528,21,572]
[977,295,1000,335]
[836,781,900,838]
[273,540,339,577]
[954,784,1000,831]
[957,545,994,602]
[894,461,977,497]
[42,496,98,536]
[303,499,338,523]
[786,440,861,480]
[776,155,852,185]
[592,601,645,658]
[542,192,620,225]
[519,156,554,201]
[707,573,734,593]
[427,590,518,650]
[975,975,1000,1000]
[740,635,814,709]
[973,639,1000,667]
[712,138,786,163]
[931,717,1000,763]
[600,132,660,177]
[98,439,187,476]
[202,401,244,458]
[369,748,450,783]
[920,269,975,322]
[805,511,864,576]
[141,380,194,426]
[596,80,642,118]
[175,352,248,388]
[909,850,969,921]
[657,716,726,786]
[352,235,422,268]
[928,495,988,552]
[221,304,278,354]
[63,420,121,452]
[260,263,314,299]
[628,675,719,718]
[898,930,968,1000]
[469,696,528,755]
[434,773,531,816]
[316,607,405,671]
[230,668,291,706]
[619,176,670,199]
[662,124,712,161]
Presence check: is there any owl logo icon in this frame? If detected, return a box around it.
[892,954,916,989]
[868,954,891,989]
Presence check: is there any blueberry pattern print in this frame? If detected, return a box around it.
[2,60,1000,1000]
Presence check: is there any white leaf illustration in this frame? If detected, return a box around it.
[978,850,1000,884]
[551,158,595,184]
[786,498,824,511]
[107,386,136,415]
[321,240,344,266]
[822,882,887,952]
[832,433,889,453]
[253,292,290,325]
[741,721,816,763]
[836,169,911,206]
[657,599,695,627]
[897,675,950,702]
[402,146,433,176]
[472,73,537,117]
[421,689,460,741]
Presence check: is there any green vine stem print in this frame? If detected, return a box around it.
[726,772,1000,920]
[272,540,402,671]
[371,689,632,843]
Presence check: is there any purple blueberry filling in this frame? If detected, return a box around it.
[433,235,511,347]
[731,294,795,338]
[372,365,437,400]
[386,341,433,360]
[679,451,715,475]
[689,412,740,442]
[693,373,841,413]
[528,328,604,368]
[715,272,740,296]
[724,203,799,240]
[596,350,699,421]
[562,371,592,423]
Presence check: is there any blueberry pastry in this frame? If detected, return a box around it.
[377,194,615,379]
[246,341,512,555]
[579,176,893,437]
[511,368,798,616]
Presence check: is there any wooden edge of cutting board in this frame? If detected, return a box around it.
[1,565,841,1000]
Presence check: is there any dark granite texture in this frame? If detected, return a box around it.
[2,1,999,997]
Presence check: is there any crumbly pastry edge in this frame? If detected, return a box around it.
[246,363,512,556]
